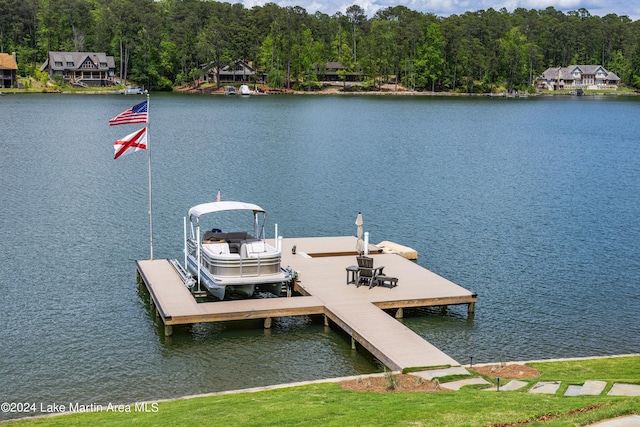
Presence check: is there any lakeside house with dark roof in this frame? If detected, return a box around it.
[0,52,18,88]
[40,52,116,87]
[315,62,361,82]
[538,65,620,90]
[202,60,257,84]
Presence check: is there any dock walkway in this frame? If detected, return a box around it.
[136,236,476,371]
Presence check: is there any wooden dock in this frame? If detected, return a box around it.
[136,236,477,371]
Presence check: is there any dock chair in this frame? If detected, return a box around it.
[356,256,385,289]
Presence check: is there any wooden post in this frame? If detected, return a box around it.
[264,317,272,329]
[351,337,356,350]
[468,301,475,314]
[164,324,173,337]
[468,293,477,315]
[323,315,329,326]
[395,308,403,319]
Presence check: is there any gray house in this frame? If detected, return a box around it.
[218,60,256,83]
[40,52,116,86]
[538,65,620,90]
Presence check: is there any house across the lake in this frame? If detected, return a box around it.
[315,62,361,82]
[40,52,116,87]
[203,60,257,84]
[0,52,18,88]
[538,65,620,90]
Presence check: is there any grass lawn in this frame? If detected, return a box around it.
[6,356,639,426]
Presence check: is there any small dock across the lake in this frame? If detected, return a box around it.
[136,236,477,371]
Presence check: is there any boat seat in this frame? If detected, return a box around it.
[202,242,230,256]
[226,232,255,242]
[241,241,267,258]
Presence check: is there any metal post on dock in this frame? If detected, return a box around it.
[364,232,369,255]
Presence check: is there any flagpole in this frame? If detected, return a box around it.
[146,93,154,260]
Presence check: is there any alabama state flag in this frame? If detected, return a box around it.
[114,127,147,160]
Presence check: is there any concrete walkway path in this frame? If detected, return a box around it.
[586,415,640,426]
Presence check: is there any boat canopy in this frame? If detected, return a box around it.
[189,201,266,220]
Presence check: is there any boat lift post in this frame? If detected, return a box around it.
[196,223,201,293]
[146,94,154,260]
[183,217,188,273]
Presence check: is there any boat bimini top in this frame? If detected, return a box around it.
[188,201,268,240]
[188,201,266,219]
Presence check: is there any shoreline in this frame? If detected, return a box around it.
[2,86,637,97]
[5,353,638,423]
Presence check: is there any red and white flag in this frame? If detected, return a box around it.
[114,127,147,159]
[216,190,221,202]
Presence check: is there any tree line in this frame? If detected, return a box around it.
[2,0,640,92]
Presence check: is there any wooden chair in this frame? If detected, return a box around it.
[356,256,385,289]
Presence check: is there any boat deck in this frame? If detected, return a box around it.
[136,236,477,371]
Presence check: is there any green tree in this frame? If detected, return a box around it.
[415,22,444,91]
[500,26,529,91]
[345,4,365,63]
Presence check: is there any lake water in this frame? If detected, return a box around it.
[1,93,639,419]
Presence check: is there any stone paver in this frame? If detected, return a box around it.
[580,380,607,395]
[483,380,529,392]
[440,377,490,391]
[608,383,640,396]
[528,381,561,394]
[411,366,469,380]
[500,380,529,391]
[564,385,583,396]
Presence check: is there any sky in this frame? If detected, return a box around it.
[238,0,640,20]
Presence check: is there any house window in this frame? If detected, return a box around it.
[100,62,107,67]
[67,62,74,67]
[55,61,63,67]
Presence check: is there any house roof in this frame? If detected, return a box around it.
[542,65,620,81]
[41,52,115,72]
[0,53,18,70]
[325,62,344,69]
[219,60,255,75]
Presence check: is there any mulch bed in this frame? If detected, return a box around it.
[337,374,445,393]
[337,364,540,393]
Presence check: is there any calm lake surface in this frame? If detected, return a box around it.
[1,93,639,419]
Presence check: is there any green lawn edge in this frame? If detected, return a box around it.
[5,355,639,427]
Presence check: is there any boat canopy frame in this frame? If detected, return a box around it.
[188,201,267,240]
